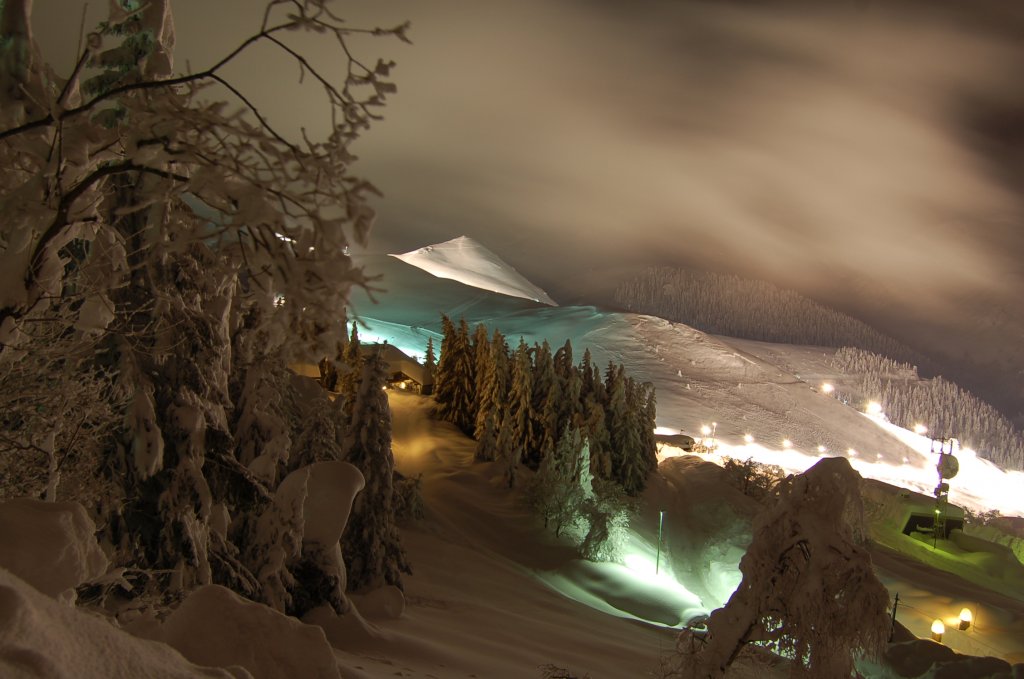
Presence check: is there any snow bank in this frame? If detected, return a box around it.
[0,568,242,679]
[883,638,1019,678]
[135,585,341,679]
[0,498,108,604]
[391,236,557,306]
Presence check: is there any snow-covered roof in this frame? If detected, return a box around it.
[362,343,431,386]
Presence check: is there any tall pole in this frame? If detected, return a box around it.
[889,592,900,642]
[656,510,665,574]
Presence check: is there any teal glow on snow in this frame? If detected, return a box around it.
[352,321,440,365]
[538,531,709,629]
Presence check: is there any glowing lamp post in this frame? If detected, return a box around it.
[914,423,928,435]
[931,619,945,642]
[821,382,834,395]
[959,608,972,631]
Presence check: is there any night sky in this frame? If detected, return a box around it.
[38,1,1024,415]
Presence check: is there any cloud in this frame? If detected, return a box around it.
[33,0,1024,408]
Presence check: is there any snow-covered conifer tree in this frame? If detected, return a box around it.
[423,337,436,395]
[527,424,592,537]
[678,457,889,678]
[499,339,533,487]
[474,329,509,461]
[434,317,476,434]
[342,349,411,592]
[0,0,406,609]
[527,340,558,468]
[338,324,363,433]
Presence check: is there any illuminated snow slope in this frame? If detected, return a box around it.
[354,256,1024,517]
[391,236,558,306]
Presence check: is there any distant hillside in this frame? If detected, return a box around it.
[830,348,1024,472]
[614,267,928,370]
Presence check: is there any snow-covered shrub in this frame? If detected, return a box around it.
[720,456,785,504]
[392,471,424,523]
[579,479,633,563]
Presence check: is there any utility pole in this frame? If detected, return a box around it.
[656,510,665,574]
[889,592,900,642]
[930,437,959,548]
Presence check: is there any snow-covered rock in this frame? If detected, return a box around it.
[0,499,108,604]
[137,585,341,679]
[391,236,557,306]
[0,568,243,679]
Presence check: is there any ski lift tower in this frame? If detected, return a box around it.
[930,437,959,547]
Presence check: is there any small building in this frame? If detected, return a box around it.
[655,433,697,453]
[362,344,433,394]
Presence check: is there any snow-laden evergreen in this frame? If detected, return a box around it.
[341,349,411,592]
[676,457,890,678]
[0,0,407,615]
[831,347,1024,470]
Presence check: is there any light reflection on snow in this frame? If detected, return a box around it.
[658,414,1024,517]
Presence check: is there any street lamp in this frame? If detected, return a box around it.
[821,382,834,395]
[931,619,945,642]
[914,423,928,435]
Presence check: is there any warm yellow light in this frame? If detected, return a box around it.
[914,423,928,435]
[821,383,834,394]
[743,434,754,444]
[399,382,407,390]
[959,608,972,630]
[701,425,711,436]
[782,439,793,449]
[930,619,945,642]
[817,445,827,454]
[847,448,858,457]
[866,401,883,415]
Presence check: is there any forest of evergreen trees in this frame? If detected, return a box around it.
[430,316,658,557]
[614,267,928,369]
[830,347,1024,471]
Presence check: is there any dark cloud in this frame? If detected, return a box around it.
[35,1,1024,412]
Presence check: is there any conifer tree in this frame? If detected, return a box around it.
[553,339,574,382]
[434,317,476,434]
[342,349,411,592]
[423,337,436,395]
[338,324,362,434]
[474,329,509,462]
[500,339,533,487]
[472,323,491,413]
[527,340,558,468]
[582,397,613,479]
[614,377,655,495]
[433,315,457,409]
[528,424,593,538]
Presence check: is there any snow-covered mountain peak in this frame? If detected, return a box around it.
[390,236,557,306]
